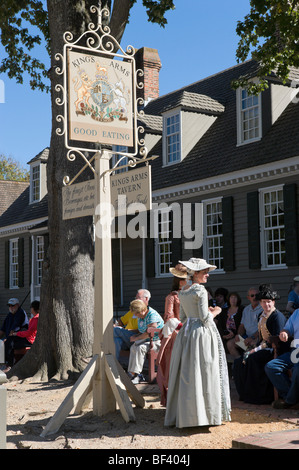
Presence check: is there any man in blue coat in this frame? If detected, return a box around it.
[0,298,29,369]
[265,308,299,409]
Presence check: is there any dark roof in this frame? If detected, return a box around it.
[0,187,48,229]
[144,60,299,191]
[27,147,49,165]
[0,180,29,216]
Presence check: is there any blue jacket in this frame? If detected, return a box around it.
[1,307,29,338]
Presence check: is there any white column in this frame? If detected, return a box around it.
[93,150,116,416]
[0,371,7,449]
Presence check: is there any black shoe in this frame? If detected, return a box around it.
[272,399,291,409]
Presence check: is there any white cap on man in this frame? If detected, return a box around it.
[7,298,19,306]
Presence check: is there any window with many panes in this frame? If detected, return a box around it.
[203,198,223,270]
[237,88,261,144]
[260,186,285,268]
[35,236,44,286]
[31,164,40,202]
[156,209,172,276]
[10,238,19,288]
[163,111,181,165]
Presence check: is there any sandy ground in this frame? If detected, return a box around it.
[3,376,299,451]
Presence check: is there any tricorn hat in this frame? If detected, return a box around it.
[255,284,280,301]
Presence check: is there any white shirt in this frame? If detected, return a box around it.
[240,304,263,337]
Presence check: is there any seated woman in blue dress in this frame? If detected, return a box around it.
[233,285,287,405]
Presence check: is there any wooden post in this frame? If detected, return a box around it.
[93,150,116,416]
[0,370,7,449]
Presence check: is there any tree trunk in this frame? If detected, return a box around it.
[8,0,133,382]
[10,0,98,381]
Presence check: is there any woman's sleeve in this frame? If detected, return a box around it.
[196,285,213,325]
[164,295,175,322]
[16,318,36,338]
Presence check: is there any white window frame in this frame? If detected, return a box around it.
[9,238,19,289]
[162,109,182,166]
[259,185,286,270]
[155,207,172,277]
[35,235,44,287]
[237,87,262,145]
[202,197,224,272]
[30,162,40,203]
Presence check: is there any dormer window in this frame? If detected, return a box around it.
[237,88,262,145]
[163,110,181,165]
[31,164,40,203]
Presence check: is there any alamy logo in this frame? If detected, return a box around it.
[290,339,299,364]
[95,199,204,250]
[0,79,4,103]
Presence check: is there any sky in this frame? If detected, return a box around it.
[0,0,250,170]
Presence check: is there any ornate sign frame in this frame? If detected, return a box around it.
[55,2,156,187]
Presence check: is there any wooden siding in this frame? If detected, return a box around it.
[143,174,299,314]
[116,237,143,314]
[0,234,32,317]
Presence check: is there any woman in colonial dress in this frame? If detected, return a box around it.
[164,258,231,428]
[156,264,187,406]
[233,285,287,404]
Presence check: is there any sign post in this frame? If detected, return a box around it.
[40,2,159,436]
[92,150,116,415]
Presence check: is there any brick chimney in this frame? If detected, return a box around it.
[135,47,161,107]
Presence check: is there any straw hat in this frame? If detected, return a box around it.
[169,263,188,279]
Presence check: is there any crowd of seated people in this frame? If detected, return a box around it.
[112,273,299,411]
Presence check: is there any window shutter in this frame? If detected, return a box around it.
[29,236,32,284]
[222,196,235,271]
[191,203,203,258]
[18,238,25,288]
[146,211,155,277]
[171,204,182,265]
[171,236,182,267]
[5,240,10,288]
[112,238,121,307]
[247,191,261,269]
[284,183,298,266]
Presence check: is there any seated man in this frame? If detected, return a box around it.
[0,298,29,370]
[265,307,299,409]
[4,301,40,373]
[127,299,164,384]
[226,287,262,358]
[113,289,151,360]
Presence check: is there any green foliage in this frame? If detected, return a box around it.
[0,0,50,92]
[141,0,175,26]
[0,1,176,93]
[0,154,30,181]
[233,0,299,94]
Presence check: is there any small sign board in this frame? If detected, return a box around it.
[62,179,95,220]
[111,165,152,216]
[67,49,134,147]
[62,166,152,220]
